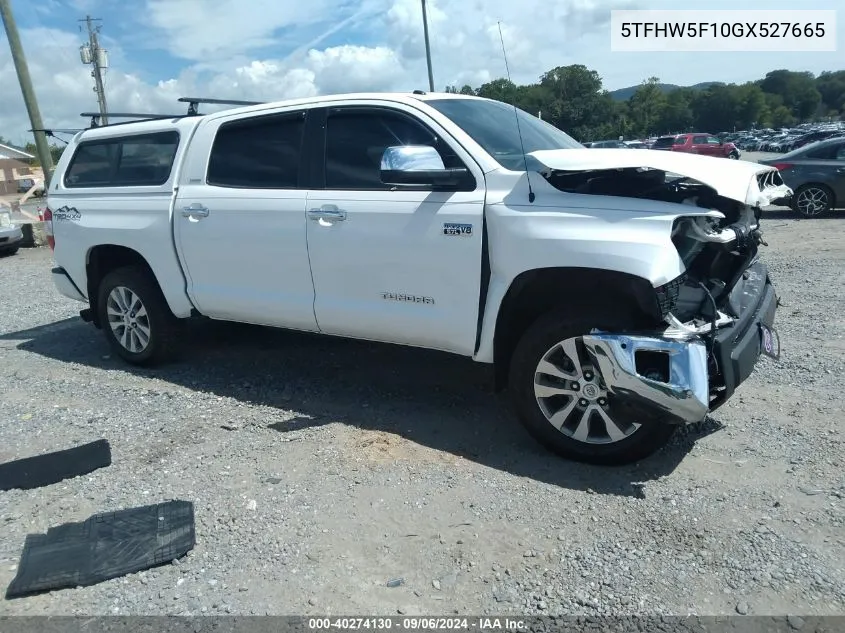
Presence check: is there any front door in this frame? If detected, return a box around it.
[304,104,486,356]
[174,109,318,331]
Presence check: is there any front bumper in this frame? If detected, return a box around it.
[0,225,23,250]
[709,260,777,409]
[582,260,777,425]
[582,334,709,426]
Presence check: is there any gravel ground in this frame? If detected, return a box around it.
[0,204,843,618]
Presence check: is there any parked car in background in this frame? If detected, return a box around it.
[585,139,629,148]
[652,133,740,159]
[0,208,23,256]
[624,140,648,149]
[759,136,845,217]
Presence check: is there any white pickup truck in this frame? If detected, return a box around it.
[45,92,790,465]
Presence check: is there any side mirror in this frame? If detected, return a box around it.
[380,145,469,188]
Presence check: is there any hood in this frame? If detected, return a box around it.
[528,148,792,207]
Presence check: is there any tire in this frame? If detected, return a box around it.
[0,246,20,257]
[790,184,834,218]
[728,151,739,159]
[96,266,180,365]
[508,308,677,466]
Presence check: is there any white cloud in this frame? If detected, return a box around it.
[143,0,366,62]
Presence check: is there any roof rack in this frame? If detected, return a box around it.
[81,112,185,128]
[178,97,265,116]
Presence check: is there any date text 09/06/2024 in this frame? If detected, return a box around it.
[308,618,527,631]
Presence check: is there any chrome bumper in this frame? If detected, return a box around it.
[581,332,709,426]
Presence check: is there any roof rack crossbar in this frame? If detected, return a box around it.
[178,96,265,115]
[80,112,186,128]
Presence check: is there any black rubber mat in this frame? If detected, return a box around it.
[5,500,195,598]
[0,439,112,491]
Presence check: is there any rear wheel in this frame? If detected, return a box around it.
[508,309,677,465]
[96,266,180,365]
[791,184,834,218]
[0,246,19,257]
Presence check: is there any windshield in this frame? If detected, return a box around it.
[426,98,583,170]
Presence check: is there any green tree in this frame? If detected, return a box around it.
[627,77,667,137]
[661,88,695,133]
[770,105,796,128]
[816,71,845,114]
[24,142,64,166]
[759,70,821,120]
[476,78,521,104]
[536,65,615,141]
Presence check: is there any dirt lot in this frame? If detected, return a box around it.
[0,205,843,617]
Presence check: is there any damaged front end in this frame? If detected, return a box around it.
[529,149,787,423]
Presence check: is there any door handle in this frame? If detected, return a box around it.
[182,204,209,218]
[308,204,346,221]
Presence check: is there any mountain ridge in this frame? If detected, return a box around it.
[609,81,724,101]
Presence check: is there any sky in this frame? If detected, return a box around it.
[0,0,842,145]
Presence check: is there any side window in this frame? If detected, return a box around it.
[324,108,468,190]
[692,135,707,144]
[65,132,179,188]
[113,133,180,185]
[673,136,686,146]
[806,143,841,160]
[64,142,119,187]
[207,112,304,189]
[707,136,721,144]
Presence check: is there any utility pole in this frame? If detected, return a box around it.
[420,0,434,92]
[79,15,108,125]
[0,0,55,185]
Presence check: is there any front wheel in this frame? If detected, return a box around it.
[96,266,180,365]
[508,310,677,465]
[728,151,739,159]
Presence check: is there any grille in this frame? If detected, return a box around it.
[655,274,686,318]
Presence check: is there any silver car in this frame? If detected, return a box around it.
[0,209,23,256]
[759,136,845,218]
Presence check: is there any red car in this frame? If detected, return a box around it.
[652,133,741,159]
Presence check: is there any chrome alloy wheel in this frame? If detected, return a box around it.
[795,187,830,217]
[106,286,151,354]
[533,337,641,445]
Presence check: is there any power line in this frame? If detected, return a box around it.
[79,15,109,125]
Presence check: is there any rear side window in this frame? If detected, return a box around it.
[652,137,675,148]
[805,140,845,160]
[207,112,305,189]
[674,136,687,145]
[64,132,179,188]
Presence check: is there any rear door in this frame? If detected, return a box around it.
[799,139,845,201]
[174,108,318,331]
[690,135,710,155]
[303,103,486,355]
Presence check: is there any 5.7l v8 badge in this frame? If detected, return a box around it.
[443,223,472,237]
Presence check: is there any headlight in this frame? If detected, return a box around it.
[0,211,12,228]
